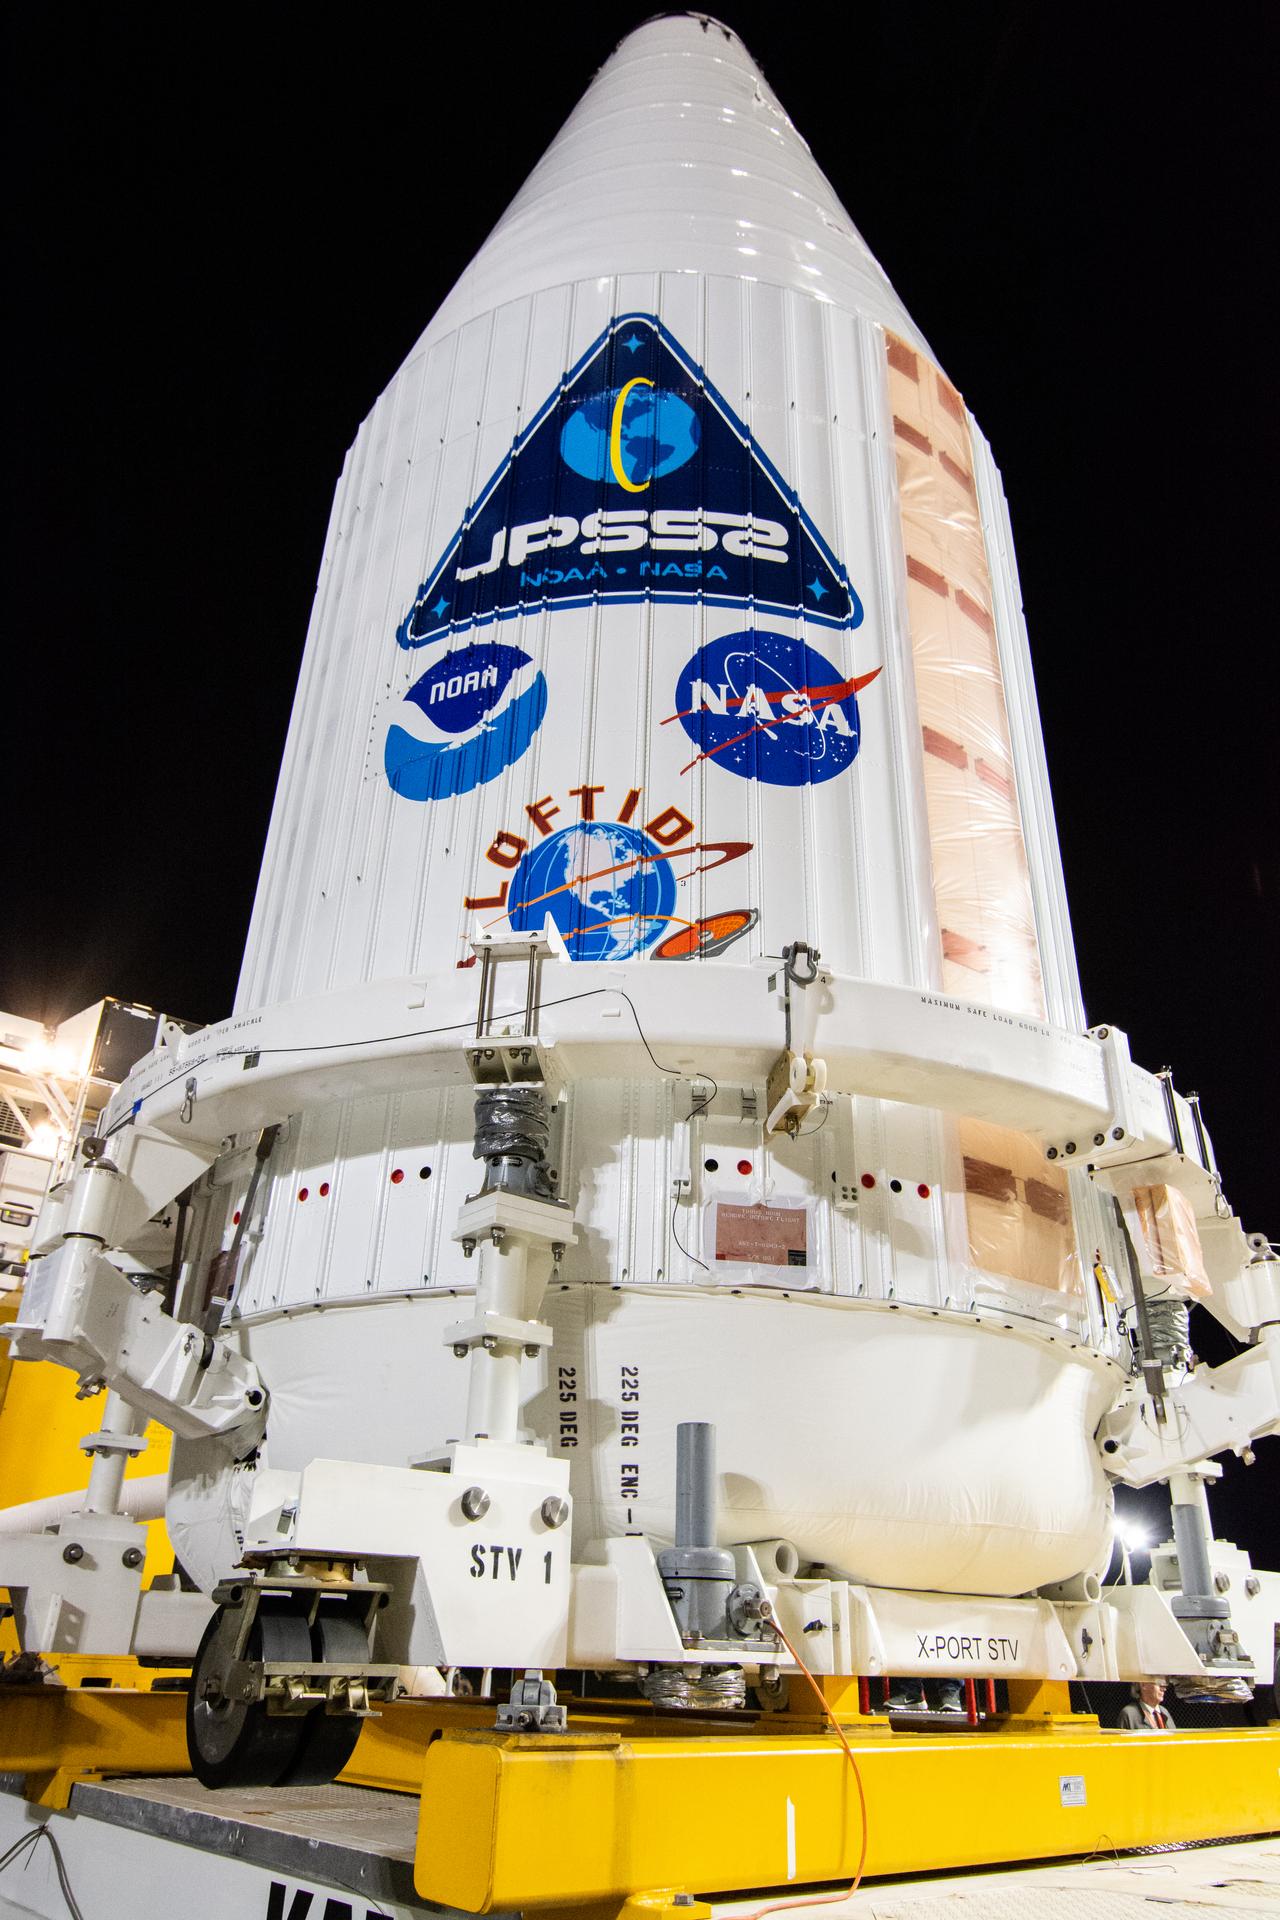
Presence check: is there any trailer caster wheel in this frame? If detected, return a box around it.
[187,1598,311,1789]
[283,1609,367,1786]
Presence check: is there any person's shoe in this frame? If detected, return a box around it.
[937,1682,964,1712]
[885,1686,927,1711]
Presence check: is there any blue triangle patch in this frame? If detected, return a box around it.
[396,313,863,651]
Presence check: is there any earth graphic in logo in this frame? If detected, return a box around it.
[507,821,677,961]
[669,630,881,787]
[384,642,546,803]
[559,382,700,489]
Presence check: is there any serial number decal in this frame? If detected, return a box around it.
[915,1632,1020,1663]
[468,1543,557,1585]
[620,1363,640,1503]
[557,1363,579,1449]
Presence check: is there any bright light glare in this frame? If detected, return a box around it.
[1114,1519,1150,1551]
[26,1122,65,1159]
[22,1039,81,1078]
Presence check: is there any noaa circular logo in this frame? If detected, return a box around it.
[560,381,700,490]
[384,642,547,804]
[671,631,879,787]
[507,821,676,961]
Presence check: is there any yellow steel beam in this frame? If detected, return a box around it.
[0,1685,188,1808]
[414,1724,1280,1913]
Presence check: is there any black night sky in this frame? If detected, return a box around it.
[6,7,1277,1566]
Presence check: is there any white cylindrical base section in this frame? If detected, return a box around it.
[168,1289,1119,1600]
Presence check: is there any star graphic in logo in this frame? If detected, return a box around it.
[806,575,829,603]
[431,594,450,620]
[621,332,644,355]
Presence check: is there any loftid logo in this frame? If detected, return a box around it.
[395,314,863,650]
[384,641,547,803]
[668,631,881,787]
[461,785,756,964]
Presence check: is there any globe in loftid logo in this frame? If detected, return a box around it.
[559,381,701,490]
[508,821,677,961]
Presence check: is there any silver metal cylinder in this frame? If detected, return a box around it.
[675,1420,716,1551]
[1171,1501,1227,1619]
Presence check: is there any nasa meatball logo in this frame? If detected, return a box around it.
[668,630,881,786]
[396,313,863,651]
[384,642,547,803]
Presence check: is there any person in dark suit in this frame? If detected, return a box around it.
[1118,1681,1175,1730]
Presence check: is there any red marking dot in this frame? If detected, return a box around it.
[917,1182,931,1199]
[297,1188,309,1203]
[232,1210,241,1225]
[860,1173,876,1190]
[736,1159,752,1176]
[390,1168,405,1185]
[319,1181,330,1197]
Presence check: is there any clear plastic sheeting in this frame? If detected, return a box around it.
[885,329,1042,1016]
[886,330,1077,1302]
[1131,1182,1212,1301]
[960,1117,1077,1298]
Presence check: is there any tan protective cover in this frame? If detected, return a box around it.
[1132,1183,1212,1301]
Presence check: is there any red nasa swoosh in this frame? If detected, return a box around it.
[664,666,882,774]
[661,666,882,728]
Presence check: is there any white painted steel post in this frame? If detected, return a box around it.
[464,1237,539,1446]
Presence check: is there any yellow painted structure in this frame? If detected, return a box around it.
[0,1287,174,1657]
[412,1724,1280,1911]
[0,1686,1276,1908]
[0,1684,188,1808]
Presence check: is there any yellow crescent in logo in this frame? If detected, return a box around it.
[609,376,655,493]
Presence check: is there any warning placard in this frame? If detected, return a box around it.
[714,1203,808,1269]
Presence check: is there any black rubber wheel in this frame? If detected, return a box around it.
[281,1607,368,1786]
[187,1599,311,1789]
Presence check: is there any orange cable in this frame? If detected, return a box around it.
[733,1617,869,1917]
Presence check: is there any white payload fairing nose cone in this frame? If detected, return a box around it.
[174,11,1126,1605]
[427,14,930,351]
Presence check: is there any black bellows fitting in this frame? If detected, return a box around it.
[473,1086,553,1196]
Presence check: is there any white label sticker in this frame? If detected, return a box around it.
[1059,1774,1087,1808]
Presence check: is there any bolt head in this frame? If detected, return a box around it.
[122,1546,144,1569]
[1046,1147,1059,1161]
[461,1486,491,1521]
[453,1343,468,1358]
[1093,1133,1105,1147]
[62,1542,84,1565]
[1112,1127,1125,1140]
[540,1495,569,1530]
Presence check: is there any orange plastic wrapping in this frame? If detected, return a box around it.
[1131,1183,1211,1301]
[887,331,1076,1298]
